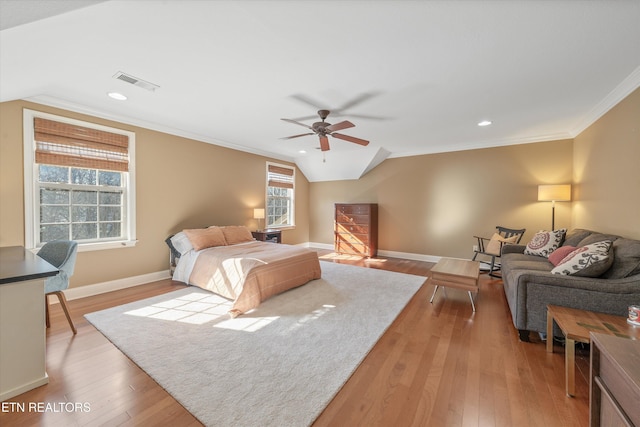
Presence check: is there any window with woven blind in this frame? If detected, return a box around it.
[34,117,129,172]
[266,162,295,228]
[23,110,137,250]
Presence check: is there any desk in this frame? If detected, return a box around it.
[0,246,58,401]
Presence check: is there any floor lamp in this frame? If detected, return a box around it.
[538,184,571,230]
[253,208,265,231]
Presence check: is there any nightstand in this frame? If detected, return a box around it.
[252,230,282,243]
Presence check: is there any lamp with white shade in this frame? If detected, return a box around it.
[537,184,571,230]
[253,208,265,231]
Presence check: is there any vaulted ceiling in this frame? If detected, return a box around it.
[2,0,639,181]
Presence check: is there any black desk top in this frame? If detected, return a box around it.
[0,246,59,285]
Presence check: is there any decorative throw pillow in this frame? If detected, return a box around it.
[168,231,194,256]
[551,241,614,277]
[524,229,567,258]
[183,227,228,251]
[220,225,254,245]
[485,233,519,256]
[548,245,577,266]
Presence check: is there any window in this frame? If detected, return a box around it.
[23,110,136,250]
[266,163,295,228]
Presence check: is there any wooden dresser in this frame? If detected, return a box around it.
[334,203,378,257]
[589,332,640,427]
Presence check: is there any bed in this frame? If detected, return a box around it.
[166,226,322,317]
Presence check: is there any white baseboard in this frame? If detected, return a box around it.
[60,244,442,303]
[306,242,442,263]
[63,270,171,301]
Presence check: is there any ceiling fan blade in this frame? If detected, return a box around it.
[319,135,330,152]
[281,118,312,130]
[336,91,379,111]
[331,133,370,146]
[326,120,354,132]
[280,133,315,140]
[289,94,328,110]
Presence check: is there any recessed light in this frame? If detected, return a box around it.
[477,120,492,127]
[107,92,127,101]
[298,150,307,154]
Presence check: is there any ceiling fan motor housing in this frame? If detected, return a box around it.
[312,122,331,134]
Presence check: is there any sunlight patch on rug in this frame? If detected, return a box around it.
[86,261,425,427]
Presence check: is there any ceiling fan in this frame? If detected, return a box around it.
[280,110,370,152]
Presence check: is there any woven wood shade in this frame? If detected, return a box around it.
[34,118,129,172]
[268,164,294,189]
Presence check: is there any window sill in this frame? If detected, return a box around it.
[77,240,138,252]
[30,240,138,254]
[266,225,295,231]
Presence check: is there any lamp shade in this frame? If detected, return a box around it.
[538,184,571,202]
[253,208,265,219]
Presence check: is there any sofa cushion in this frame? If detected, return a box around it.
[549,245,577,266]
[551,240,613,277]
[601,238,640,279]
[524,229,566,258]
[562,229,593,247]
[578,233,620,247]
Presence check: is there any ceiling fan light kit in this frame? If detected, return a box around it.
[281,110,370,153]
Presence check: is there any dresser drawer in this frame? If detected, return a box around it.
[335,232,370,245]
[335,223,370,235]
[336,204,371,215]
[336,241,372,256]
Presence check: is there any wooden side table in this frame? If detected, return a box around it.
[252,230,282,243]
[546,304,640,397]
[429,258,480,312]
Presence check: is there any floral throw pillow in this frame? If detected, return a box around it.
[524,229,567,258]
[551,241,613,277]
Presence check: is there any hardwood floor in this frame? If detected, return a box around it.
[0,252,590,426]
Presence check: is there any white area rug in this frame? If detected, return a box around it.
[85,261,425,427]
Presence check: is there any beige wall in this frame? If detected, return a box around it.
[0,100,310,288]
[2,88,636,288]
[310,140,574,259]
[572,87,640,239]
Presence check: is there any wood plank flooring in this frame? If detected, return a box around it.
[0,251,590,426]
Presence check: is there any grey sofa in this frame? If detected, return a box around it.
[500,228,640,341]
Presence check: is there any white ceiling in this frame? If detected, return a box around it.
[1,0,639,181]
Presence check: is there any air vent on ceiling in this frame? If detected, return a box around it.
[113,71,160,92]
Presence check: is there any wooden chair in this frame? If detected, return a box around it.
[472,226,526,277]
[37,240,78,335]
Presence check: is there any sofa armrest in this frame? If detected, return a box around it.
[501,244,526,255]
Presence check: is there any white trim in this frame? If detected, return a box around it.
[26,95,296,164]
[306,242,442,263]
[570,65,640,137]
[57,246,444,304]
[0,375,49,402]
[265,161,296,228]
[63,270,171,301]
[22,108,136,250]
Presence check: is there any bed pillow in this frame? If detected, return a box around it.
[551,241,613,277]
[221,225,254,245]
[183,227,227,251]
[524,229,566,258]
[548,245,577,266]
[485,233,519,255]
[168,231,194,256]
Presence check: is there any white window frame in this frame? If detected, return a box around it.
[23,109,137,252]
[265,162,295,229]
